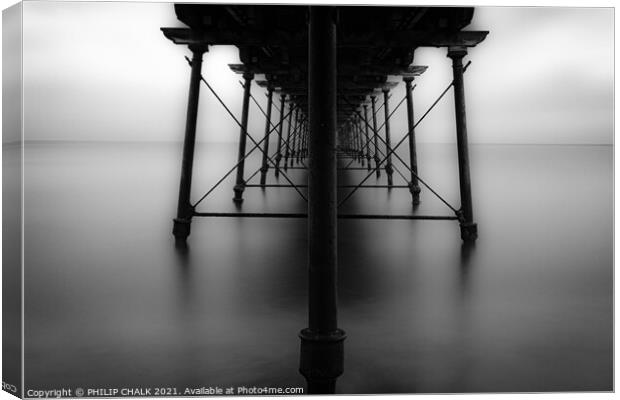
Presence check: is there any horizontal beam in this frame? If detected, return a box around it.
[162,27,488,48]
[244,184,412,188]
[193,211,458,220]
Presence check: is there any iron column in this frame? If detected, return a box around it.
[382,88,394,187]
[404,77,421,204]
[290,107,300,166]
[259,86,275,187]
[275,94,286,177]
[233,71,254,203]
[296,112,304,164]
[300,6,345,395]
[173,45,208,244]
[371,95,380,178]
[284,102,294,170]
[363,105,372,171]
[448,46,477,241]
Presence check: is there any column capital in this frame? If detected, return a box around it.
[447,46,468,59]
[242,71,255,81]
[188,44,209,55]
[402,76,415,83]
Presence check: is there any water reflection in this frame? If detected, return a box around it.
[459,242,475,297]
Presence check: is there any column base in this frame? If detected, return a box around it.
[172,218,191,243]
[385,163,393,186]
[233,183,245,203]
[299,328,346,395]
[460,222,478,242]
[408,182,421,205]
[259,166,269,186]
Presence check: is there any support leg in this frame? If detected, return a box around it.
[356,118,364,165]
[284,103,294,170]
[300,6,345,395]
[448,46,478,241]
[173,45,208,244]
[290,107,299,167]
[363,105,372,170]
[296,113,304,164]
[233,71,254,203]
[370,96,381,178]
[275,95,286,177]
[404,77,421,204]
[382,88,394,187]
[260,86,274,186]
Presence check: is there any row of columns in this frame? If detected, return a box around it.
[170,9,477,392]
[336,80,420,204]
[263,94,309,181]
[234,74,309,203]
[172,45,478,242]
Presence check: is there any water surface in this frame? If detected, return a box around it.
[23,142,612,394]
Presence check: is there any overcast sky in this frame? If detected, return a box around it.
[16,2,614,144]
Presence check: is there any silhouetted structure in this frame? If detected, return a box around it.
[162,5,487,393]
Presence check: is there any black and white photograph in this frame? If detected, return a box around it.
[1,0,615,397]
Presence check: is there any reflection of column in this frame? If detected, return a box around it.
[274,94,286,178]
[259,86,274,186]
[363,105,372,171]
[173,45,208,244]
[448,46,477,242]
[403,77,421,204]
[370,96,381,178]
[382,88,394,187]
[300,6,345,395]
[233,71,254,203]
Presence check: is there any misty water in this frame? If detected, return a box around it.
[21,142,612,393]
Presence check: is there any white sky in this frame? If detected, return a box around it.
[13,2,616,144]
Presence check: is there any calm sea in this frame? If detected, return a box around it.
[21,142,612,393]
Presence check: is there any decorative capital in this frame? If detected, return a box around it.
[402,76,415,83]
[447,46,468,59]
[242,71,255,81]
[188,43,209,55]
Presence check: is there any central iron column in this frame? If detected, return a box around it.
[299,6,345,395]
[448,46,478,241]
[404,77,421,204]
[233,71,254,203]
[173,44,208,244]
